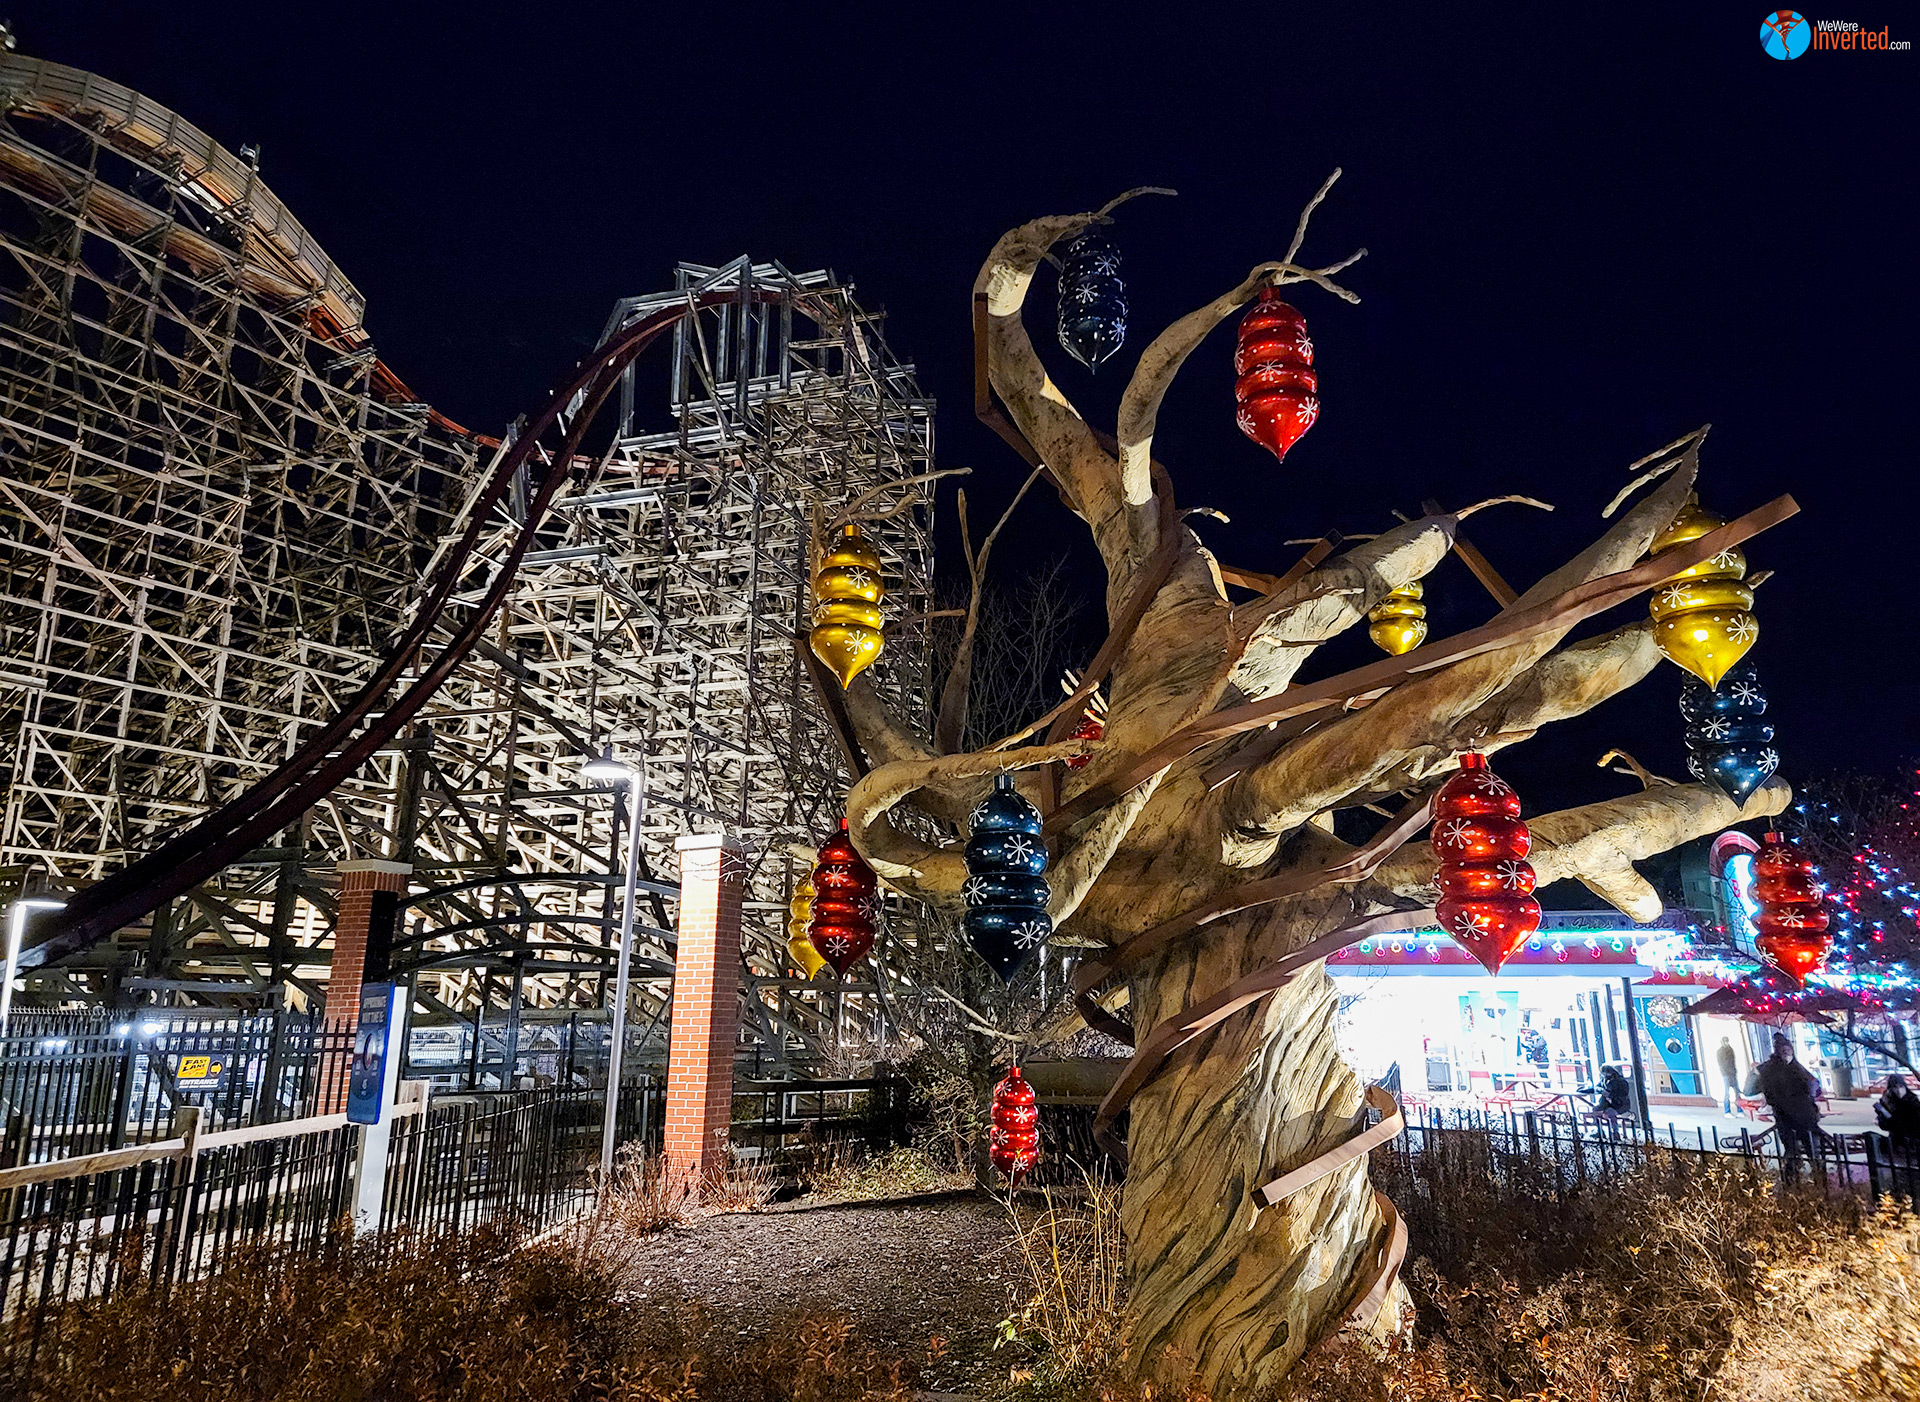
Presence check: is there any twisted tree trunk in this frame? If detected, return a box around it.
[835,182,1795,1396]
[1119,892,1387,1393]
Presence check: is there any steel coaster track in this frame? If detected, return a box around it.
[26,292,770,968]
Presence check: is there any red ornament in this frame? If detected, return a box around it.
[1234,289,1319,463]
[807,819,877,977]
[1752,831,1830,986]
[1431,752,1541,974]
[989,1066,1040,1181]
[1065,713,1103,770]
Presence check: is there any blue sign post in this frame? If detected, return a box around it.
[348,982,402,1126]
[349,982,409,1227]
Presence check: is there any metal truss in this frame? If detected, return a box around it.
[0,55,936,1069]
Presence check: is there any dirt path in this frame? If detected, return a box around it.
[623,1191,1022,1394]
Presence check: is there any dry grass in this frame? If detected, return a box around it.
[8,1225,914,1401]
[996,1171,1129,1380]
[549,1147,779,1278]
[982,1144,1919,1402]
[806,1143,974,1203]
[1277,1140,1920,1402]
[984,1168,1208,1401]
[697,1152,777,1213]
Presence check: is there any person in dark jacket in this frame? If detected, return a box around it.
[1581,1064,1632,1116]
[1876,1074,1920,1154]
[1756,1033,1823,1175]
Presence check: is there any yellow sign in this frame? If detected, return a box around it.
[174,1055,225,1089]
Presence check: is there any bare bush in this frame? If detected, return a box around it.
[11,1227,914,1401]
[806,1143,973,1203]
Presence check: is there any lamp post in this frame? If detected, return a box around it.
[2,897,66,1033]
[584,746,645,1178]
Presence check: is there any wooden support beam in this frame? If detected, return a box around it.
[1421,497,1517,607]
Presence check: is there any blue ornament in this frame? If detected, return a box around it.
[963,773,1052,982]
[1679,659,1778,805]
[1056,231,1127,373]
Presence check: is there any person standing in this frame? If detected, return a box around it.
[1876,1074,1920,1156]
[1756,1032,1823,1179]
[1716,1035,1741,1115]
[1517,1020,1550,1080]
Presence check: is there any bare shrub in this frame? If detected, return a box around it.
[807,1142,972,1203]
[985,1142,1917,1402]
[698,1151,778,1213]
[11,1227,915,1401]
[1276,1137,1920,1402]
[990,1167,1148,1397]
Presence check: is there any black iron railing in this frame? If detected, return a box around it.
[1377,1103,1920,1204]
[0,1011,352,1166]
[381,1082,663,1237]
[729,1077,909,1164]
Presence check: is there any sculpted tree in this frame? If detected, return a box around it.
[833,182,1794,1396]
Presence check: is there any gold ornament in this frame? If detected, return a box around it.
[808,523,885,688]
[1367,581,1427,655]
[786,877,827,979]
[1648,494,1757,688]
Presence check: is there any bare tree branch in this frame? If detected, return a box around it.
[933,464,1048,754]
[1224,458,1700,846]
[1229,516,1457,702]
[974,211,1130,566]
[1115,262,1289,551]
[1371,779,1792,922]
[846,740,1093,905]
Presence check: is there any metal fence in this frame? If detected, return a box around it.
[0,1011,352,1166]
[729,1077,909,1164]
[1380,1103,1920,1205]
[0,1076,667,1382]
[382,1082,663,1237]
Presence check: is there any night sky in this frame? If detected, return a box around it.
[35,4,1918,815]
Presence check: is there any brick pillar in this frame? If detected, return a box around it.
[329,860,411,1110]
[665,833,744,1181]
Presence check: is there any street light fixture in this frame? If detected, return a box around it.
[3,897,66,1033]
[583,745,630,784]
[584,747,645,1177]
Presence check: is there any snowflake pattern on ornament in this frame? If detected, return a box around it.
[1463,771,1514,800]
[1496,860,1531,890]
[1728,616,1758,643]
[1728,681,1763,705]
[1709,550,1741,571]
[1700,718,1733,740]
[1436,817,1474,850]
[1658,584,1692,609]
[962,876,990,907]
[1003,834,1039,865]
[838,566,876,591]
[1759,748,1779,770]
[822,934,851,954]
[1776,911,1806,928]
[1447,908,1493,936]
[1013,919,1050,950]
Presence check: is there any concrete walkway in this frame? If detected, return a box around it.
[1643,1096,1880,1147]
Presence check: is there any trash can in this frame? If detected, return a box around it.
[1826,1059,1855,1100]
